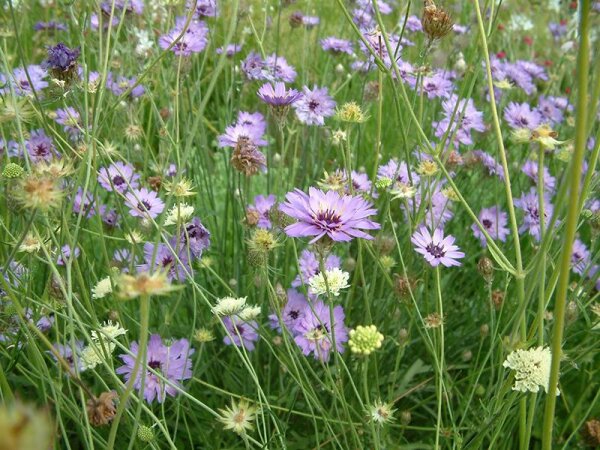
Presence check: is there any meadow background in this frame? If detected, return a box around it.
[0,0,599,448]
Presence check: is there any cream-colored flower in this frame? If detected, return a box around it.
[217,399,257,435]
[164,203,194,226]
[503,346,558,395]
[308,268,350,297]
[92,277,113,299]
[212,296,247,316]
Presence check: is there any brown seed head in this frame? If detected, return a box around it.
[86,391,118,427]
[421,1,454,42]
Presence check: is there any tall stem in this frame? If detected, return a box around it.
[542,1,590,448]
[434,267,445,450]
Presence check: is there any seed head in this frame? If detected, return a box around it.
[137,425,155,442]
[2,162,24,179]
[421,1,454,42]
[336,101,367,123]
[18,174,63,211]
[86,391,118,427]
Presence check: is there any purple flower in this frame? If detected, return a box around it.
[113,248,139,273]
[504,102,542,130]
[26,129,58,163]
[472,206,509,247]
[345,170,373,195]
[57,245,80,266]
[42,43,79,75]
[320,37,354,55]
[240,51,265,80]
[433,95,486,146]
[409,188,454,230]
[515,188,554,241]
[263,54,297,83]
[73,187,104,218]
[34,21,68,32]
[301,15,320,27]
[292,249,341,288]
[187,0,218,17]
[521,160,556,192]
[516,60,548,82]
[269,289,309,334]
[257,82,301,107]
[237,111,267,135]
[536,95,564,125]
[159,18,208,56]
[216,43,242,56]
[472,150,505,181]
[293,85,336,126]
[107,73,145,98]
[404,15,423,32]
[411,226,464,267]
[222,316,259,351]
[247,194,276,229]
[419,71,454,99]
[377,159,420,187]
[51,341,84,372]
[7,66,48,96]
[279,187,380,243]
[102,208,120,228]
[218,123,267,148]
[55,107,85,139]
[98,161,140,193]
[180,217,211,258]
[140,241,190,282]
[124,188,166,219]
[294,300,348,362]
[571,239,591,275]
[116,334,194,403]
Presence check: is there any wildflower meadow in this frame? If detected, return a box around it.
[1,0,600,448]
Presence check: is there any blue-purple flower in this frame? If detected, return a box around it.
[293,85,336,126]
[279,187,380,243]
[269,289,309,334]
[223,316,259,351]
[98,162,140,193]
[26,129,57,163]
[159,17,209,56]
[320,37,354,55]
[411,226,464,267]
[504,102,542,130]
[472,206,510,247]
[247,194,276,229]
[515,188,554,241]
[124,188,166,219]
[116,334,194,403]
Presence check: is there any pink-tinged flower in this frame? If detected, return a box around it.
[116,335,194,403]
[124,188,165,219]
[320,37,354,55]
[279,187,380,243]
[294,300,348,362]
[257,82,301,107]
[293,85,336,126]
[159,17,208,56]
[515,188,554,241]
[97,161,140,193]
[223,316,259,351]
[472,206,510,247]
[247,194,276,229]
[411,226,464,267]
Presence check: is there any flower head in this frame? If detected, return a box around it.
[92,277,113,299]
[217,399,257,435]
[124,188,165,219]
[116,335,194,403]
[42,43,80,81]
[348,325,384,355]
[308,268,350,297]
[503,346,558,394]
[279,187,380,243]
[222,315,259,351]
[411,226,464,267]
[293,85,336,126]
[212,296,247,316]
[257,81,301,107]
[472,206,510,247]
[98,162,140,193]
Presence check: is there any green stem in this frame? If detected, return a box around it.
[542,2,590,448]
[434,267,445,450]
[107,295,151,449]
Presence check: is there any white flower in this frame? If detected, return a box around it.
[92,320,127,341]
[133,28,154,57]
[503,346,559,395]
[125,230,144,245]
[18,234,42,253]
[212,296,247,316]
[80,342,116,371]
[163,203,194,226]
[238,306,261,321]
[508,14,534,32]
[92,277,113,299]
[309,268,350,297]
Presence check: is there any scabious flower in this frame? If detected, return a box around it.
[163,203,194,226]
[222,315,259,351]
[240,51,265,80]
[418,70,454,99]
[116,271,177,299]
[212,296,248,316]
[503,346,558,394]
[279,187,380,243]
[368,400,396,426]
[411,226,464,267]
[246,194,276,228]
[292,250,341,288]
[377,159,420,190]
[217,399,257,435]
[98,161,140,193]
[294,300,348,362]
[521,160,556,192]
[124,188,165,219]
[472,206,510,247]
[159,17,209,56]
[348,325,384,355]
[116,335,194,403]
[269,289,309,334]
[320,37,354,55]
[262,53,297,82]
[3,66,48,96]
[293,85,336,126]
[571,239,591,275]
[26,129,57,163]
[515,188,554,241]
[504,102,542,130]
[92,276,113,299]
[308,268,350,297]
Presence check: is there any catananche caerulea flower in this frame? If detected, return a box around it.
[269,289,310,335]
[26,129,58,163]
[293,85,336,126]
[246,195,276,229]
[571,239,591,275]
[320,37,354,55]
[116,334,194,403]
[159,17,208,56]
[514,188,555,241]
[140,241,191,282]
[180,217,211,258]
[107,73,145,98]
[433,95,486,146]
[222,316,259,351]
[257,82,301,107]
[504,102,542,130]
[124,188,165,219]
[411,226,464,267]
[279,187,380,243]
[98,161,140,193]
[294,300,348,362]
[55,107,85,139]
[521,160,556,192]
[472,206,510,247]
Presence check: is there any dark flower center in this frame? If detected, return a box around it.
[137,200,151,211]
[482,219,492,229]
[160,255,174,268]
[34,144,49,156]
[425,243,446,259]
[308,100,319,111]
[315,209,342,230]
[288,310,300,320]
[148,360,161,370]
[112,175,125,186]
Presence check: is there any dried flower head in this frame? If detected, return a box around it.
[581,419,600,447]
[424,312,444,329]
[217,398,258,435]
[230,137,267,176]
[17,174,63,211]
[86,391,117,426]
[421,1,454,42]
[18,233,42,253]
